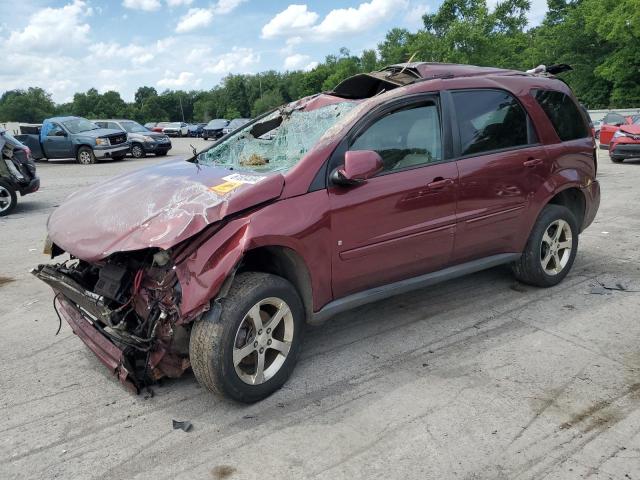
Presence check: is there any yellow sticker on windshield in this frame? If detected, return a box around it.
[210,180,244,194]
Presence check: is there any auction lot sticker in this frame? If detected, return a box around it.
[210,180,244,194]
[222,173,266,184]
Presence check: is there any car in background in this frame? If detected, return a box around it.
[222,118,251,136]
[202,119,228,140]
[144,122,157,130]
[152,122,169,133]
[94,119,172,158]
[0,129,39,216]
[598,113,635,147]
[592,120,602,139]
[609,116,640,163]
[188,123,206,137]
[163,122,189,137]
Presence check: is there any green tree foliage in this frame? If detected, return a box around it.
[0,0,638,124]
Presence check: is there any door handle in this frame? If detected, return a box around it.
[426,177,454,190]
[523,158,543,167]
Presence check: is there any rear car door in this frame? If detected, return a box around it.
[328,95,458,298]
[449,89,549,263]
[43,123,73,158]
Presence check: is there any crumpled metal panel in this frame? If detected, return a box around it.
[47,160,284,261]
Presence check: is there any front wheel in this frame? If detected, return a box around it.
[512,204,578,287]
[0,180,17,216]
[77,146,96,165]
[189,272,305,403]
[131,144,146,158]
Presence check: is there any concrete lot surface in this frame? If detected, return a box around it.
[1,140,639,479]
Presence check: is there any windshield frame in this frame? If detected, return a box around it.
[62,118,99,134]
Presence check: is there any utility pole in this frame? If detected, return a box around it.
[179,95,185,122]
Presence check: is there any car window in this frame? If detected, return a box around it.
[94,121,106,129]
[350,102,442,172]
[603,113,625,125]
[108,122,121,130]
[452,90,529,156]
[47,124,65,137]
[532,90,589,141]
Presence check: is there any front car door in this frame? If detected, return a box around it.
[328,95,458,298]
[43,123,73,158]
[449,88,549,263]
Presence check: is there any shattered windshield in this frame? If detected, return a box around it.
[197,102,357,172]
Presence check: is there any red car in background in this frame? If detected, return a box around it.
[152,122,169,133]
[610,116,640,163]
[599,112,635,147]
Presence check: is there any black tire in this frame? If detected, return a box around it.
[0,179,17,217]
[131,144,146,158]
[76,146,96,164]
[512,204,579,287]
[156,151,168,156]
[203,136,208,141]
[610,156,623,163]
[190,272,305,403]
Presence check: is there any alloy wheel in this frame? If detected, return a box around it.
[0,185,12,213]
[132,145,143,158]
[232,297,294,385]
[78,151,92,164]
[540,219,573,275]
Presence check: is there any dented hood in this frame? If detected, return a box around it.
[47,160,284,261]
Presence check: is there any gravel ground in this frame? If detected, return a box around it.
[1,141,639,480]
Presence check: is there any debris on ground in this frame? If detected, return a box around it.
[172,419,193,432]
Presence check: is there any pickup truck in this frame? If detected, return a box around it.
[17,116,130,165]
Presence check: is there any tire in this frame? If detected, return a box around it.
[156,151,168,156]
[610,156,623,163]
[190,272,305,403]
[77,146,96,165]
[0,180,17,217]
[131,144,146,158]
[512,204,579,287]
[203,136,208,141]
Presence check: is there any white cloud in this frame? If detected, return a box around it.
[404,3,429,29]
[214,0,247,14]
[122,0,161,11]
[315,0,408,37]
[283,53,311,70]
[261,4,319,39]
[304,61,319,71]
[204,47,259,74]
[89,42,155,65]
[176,8,214,33]
[6,0,91,51]
[166,0,193,6]
[157,71,195,88]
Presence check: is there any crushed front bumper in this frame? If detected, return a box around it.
[610,143,640,160]
[55,295,138,393]
[94,143,131,159]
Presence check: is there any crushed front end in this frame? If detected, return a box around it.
[32,249,190,393]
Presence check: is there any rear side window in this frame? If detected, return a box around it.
[533,89,589,141]
[452,90,529,156]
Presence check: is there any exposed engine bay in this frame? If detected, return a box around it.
[32,249,189,392]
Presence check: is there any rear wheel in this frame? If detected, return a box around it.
[0,180,17,216]
[190,272,305,403]
[512,204,578,287]
[76,146,96,165]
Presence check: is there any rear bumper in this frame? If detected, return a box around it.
[55,295,138,393]
[610,143,640,160]
[581,179,600,232]
[93,143,131,159]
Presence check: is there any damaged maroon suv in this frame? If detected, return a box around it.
[33,63,600,402]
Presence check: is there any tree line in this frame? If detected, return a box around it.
[1,0,637,124]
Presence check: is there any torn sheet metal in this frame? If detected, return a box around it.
[46,160,284,261]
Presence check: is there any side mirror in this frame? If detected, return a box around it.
[332,150,383,186]
[55,130,67,137]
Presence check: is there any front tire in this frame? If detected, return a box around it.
[131,143,146,158]
[77,146,96,164]
[512,204,578,287]
[0,180,17,216]
[610,156,623,163]
[190,272,305,403]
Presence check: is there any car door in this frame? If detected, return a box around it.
[43,123,73,158]
[449,89,549,263]
[328,96,458,298]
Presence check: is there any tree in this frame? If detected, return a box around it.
[0,88,56,123]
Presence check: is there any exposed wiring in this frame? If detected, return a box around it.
[52,293,63,335]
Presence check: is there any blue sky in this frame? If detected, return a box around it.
[0,0,548,103]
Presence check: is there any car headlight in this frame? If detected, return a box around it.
[613,130,629,139]
[95,138,110,146]
[142,135,155,142]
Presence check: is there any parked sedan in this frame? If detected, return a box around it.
[188,123,206,137]
[94,119,172,158]
[0,129,39,216]
[144,122,157,130]
[163,122,189,137]
[609,116,640,163]
[222,118,251,135]
[202,119,228,140]
[152,122,169,133]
